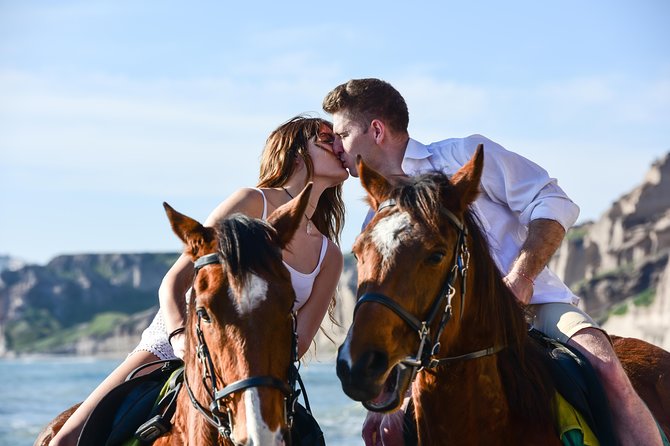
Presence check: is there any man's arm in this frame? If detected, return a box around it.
[504,218,566,305]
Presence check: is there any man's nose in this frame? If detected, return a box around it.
[333,137,344,154]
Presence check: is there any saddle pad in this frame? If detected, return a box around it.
[553,391,598,446]
[77,360,183,446]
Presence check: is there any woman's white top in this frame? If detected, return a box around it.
[132,187,328,360]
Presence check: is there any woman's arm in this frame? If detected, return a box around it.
[159,188,264,356]
[157,254,194,357]
[294,240,344,357]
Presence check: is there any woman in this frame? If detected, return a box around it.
[49,115,348,446]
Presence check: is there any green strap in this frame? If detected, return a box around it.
[658,420,670,446]
[561,429,585,446]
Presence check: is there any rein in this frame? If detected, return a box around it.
[183,252,300,440]
[355,199,504,385]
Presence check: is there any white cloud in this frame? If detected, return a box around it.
[2,65,669,261]
[0,70,333,198]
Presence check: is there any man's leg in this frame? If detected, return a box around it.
[530,302,663,446]
[569,328,662,446]
[362,394,411,446]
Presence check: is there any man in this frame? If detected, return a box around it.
[322,78,662,446]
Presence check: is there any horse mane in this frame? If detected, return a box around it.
[214,213,284,291]
[393,172,557,426]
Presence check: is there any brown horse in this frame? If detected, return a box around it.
[336,148,670,445]
[36,185,312,446]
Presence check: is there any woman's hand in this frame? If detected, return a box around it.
[168,330,186,359]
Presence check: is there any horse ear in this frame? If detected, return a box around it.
[358,155,394,210]
[163,202,212,259]
[449,144,484,210]
[267,183,312,248]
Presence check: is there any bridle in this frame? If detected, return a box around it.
[183,252,301,441]
[354,199,504,409]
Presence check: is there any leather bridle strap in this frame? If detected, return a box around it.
[193,253,220,269]
[426,345,506,368]
[184,371,232,438]
[355,293,424,334]
[213,376,292,404]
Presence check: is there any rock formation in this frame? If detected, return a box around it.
[549,153,670,349]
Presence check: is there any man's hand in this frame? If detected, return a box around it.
[503,271,534,305]
[504,218,566,305]
[362,411,384,446]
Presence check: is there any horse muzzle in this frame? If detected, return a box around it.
[336,340,388,396]
[336,343,413,412]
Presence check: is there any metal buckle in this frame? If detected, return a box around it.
[135,414,172,442]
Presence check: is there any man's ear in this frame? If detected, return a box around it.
[370,119,384,144]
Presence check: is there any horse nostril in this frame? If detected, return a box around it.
[336,357,352,383]
[357,350,389,379]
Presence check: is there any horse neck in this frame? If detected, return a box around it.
[413,354,514,444]
[445,218,528,354]
[398,200,560,443]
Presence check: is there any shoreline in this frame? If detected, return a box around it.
[0,347,339,364]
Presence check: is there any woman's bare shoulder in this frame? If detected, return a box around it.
[322,239,344,271]
[204,187,264,226]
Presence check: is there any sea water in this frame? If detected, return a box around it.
[0,358,366,446]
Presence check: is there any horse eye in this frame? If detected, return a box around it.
[196,307,211,323]
[427,251,446,265]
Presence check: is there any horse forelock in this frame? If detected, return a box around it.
[364,173,450,270]
[214,214,286,309]
[393,172,447,232]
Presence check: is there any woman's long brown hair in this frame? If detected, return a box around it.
[257,115,345,244]
[256,115,346,349]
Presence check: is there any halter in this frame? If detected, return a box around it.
[183,252,301,440]
[354,199,504,407]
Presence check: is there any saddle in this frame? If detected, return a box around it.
[77,359,184,446]
[77,360,325,446]
[528,328,618,446]
[532,331,670,446]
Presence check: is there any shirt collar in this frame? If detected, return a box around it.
[401,138,432,175]
[404,138,431,160]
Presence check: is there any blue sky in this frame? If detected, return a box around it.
[1,0,669,264]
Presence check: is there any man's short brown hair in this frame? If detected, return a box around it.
[322,78,409,134]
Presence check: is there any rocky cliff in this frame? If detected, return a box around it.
[549,153,670,349]
[0,253,178,356]
[3,152,669,357]
[0,251,356,359]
